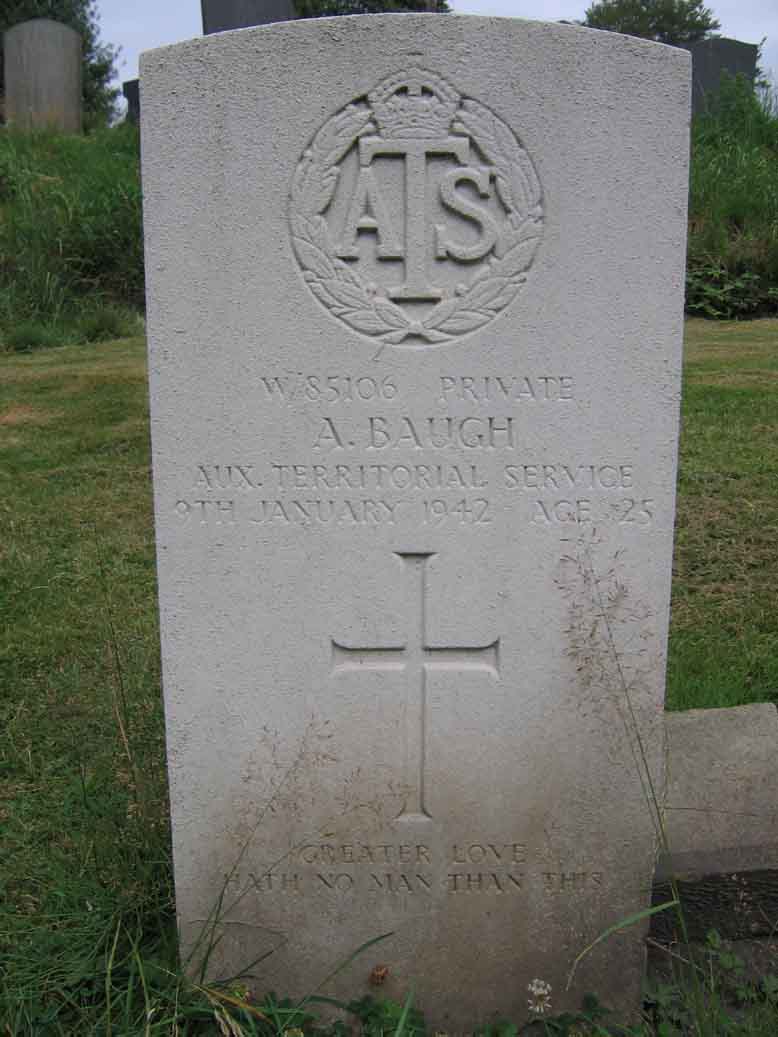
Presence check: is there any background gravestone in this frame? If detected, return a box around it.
[141,16,690,1026]
[123,78,140,123]
[3,18,81,133]
[201,0,296,34]
[685,37,758,115]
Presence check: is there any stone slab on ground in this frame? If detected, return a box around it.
[652,704,778,943]
[141,15,689,1027]
[662,704,778,878]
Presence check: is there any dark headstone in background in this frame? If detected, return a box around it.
[685,37,759,116]
[123,79,140,123]
[201,0,296,34]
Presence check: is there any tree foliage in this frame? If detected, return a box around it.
[295,0,449,17]
[583,0,720,45]
[0,0,118,122]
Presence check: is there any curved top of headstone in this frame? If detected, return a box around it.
[149,11,690,58]
[4,17,81,43]
[4,15,82,134]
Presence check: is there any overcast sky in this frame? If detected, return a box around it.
[101,0,777,92]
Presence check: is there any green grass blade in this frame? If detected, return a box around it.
[105,919,122,1037]
[393,985,417,1037]
[566,899,679,989]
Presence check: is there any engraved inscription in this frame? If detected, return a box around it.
[451,842,527,864]
[247,872,302,893]
[331,553,499,821]
[298,842,432,865]
[439,375,574,404]
[370,873,433,893]
[271,463,488,490]
[258,374,399,404]
[236,842,605,900]
[171,364,658,534]
[503,463,652,528]
[290,68,543,346]
[173,456,656,531]
[193,464,259,489]
[542,872,604,893]
[363,416,518,451]
[446,873,523,894]
[253,372,574,405]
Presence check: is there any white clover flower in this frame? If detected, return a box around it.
[527,978,552,1015]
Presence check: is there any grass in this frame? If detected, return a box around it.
[0,336,172,1031]
[686,78,778,318]
[667,319,778,710]
[0,319,777,1033]
[0,124,143,342]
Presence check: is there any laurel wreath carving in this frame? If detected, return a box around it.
[290,96,543,345]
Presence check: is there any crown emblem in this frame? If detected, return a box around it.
[369,68,460,140]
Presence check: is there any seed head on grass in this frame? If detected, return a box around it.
[214,1004,246,1037]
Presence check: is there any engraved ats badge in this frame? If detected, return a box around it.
[290,68,544,347]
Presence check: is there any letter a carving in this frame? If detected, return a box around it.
[336,167,403,260]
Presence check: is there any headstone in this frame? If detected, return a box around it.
[123,79,140,124]
[685,37,758,116]
[3,18,81,133]
[201,0,296,34]
[141,16,690,1026]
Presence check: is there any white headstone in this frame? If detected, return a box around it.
[141,16,689,1027]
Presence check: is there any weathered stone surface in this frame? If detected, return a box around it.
[661,704,778,878]
[651,705,778,942]
[141,16,689,1027]
[4,18,81,133]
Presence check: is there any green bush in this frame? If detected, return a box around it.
[0,123,143,334]
[687,76,778,317]
[75,303,139,343]
[3,319,64,352]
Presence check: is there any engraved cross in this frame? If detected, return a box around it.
[331,552,499,822]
